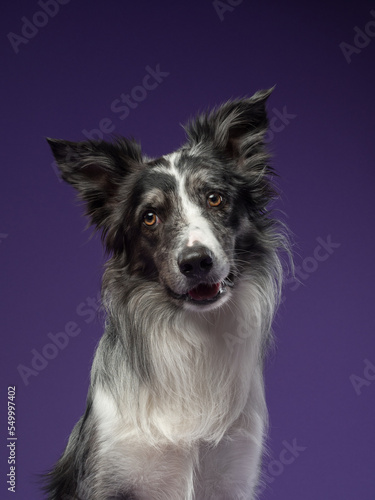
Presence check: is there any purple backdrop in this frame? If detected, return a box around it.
[2,1,375,498]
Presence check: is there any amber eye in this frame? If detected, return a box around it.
[143,212,158,226]
[207,193,223,207]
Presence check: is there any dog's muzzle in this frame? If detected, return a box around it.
[168,244,233,305]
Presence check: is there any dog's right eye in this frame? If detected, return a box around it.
[143,212,159,227]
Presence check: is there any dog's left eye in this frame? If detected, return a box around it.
[207,193,223,208]
[143,212,159,226]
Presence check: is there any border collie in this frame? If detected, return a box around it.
[45,88,288,500]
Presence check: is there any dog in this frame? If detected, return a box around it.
[45,88,288,500]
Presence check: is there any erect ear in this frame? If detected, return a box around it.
[47,137,142,251]
[184,87,274,161]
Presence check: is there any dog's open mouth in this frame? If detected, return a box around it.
[169,277,234,305]
[188,282,221,301]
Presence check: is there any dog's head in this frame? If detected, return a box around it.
[48,89,278,312]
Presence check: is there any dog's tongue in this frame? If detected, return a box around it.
[188,283,220,301]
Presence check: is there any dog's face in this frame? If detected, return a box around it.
[48,89,275,312]
[126,152,238,311]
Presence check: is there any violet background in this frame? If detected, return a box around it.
[1,1,375,498]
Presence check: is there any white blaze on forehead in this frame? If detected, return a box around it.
[164,152,222,251]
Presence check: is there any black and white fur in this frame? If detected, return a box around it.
[45,88,288,500]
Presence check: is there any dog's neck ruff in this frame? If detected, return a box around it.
[93,278,269,446]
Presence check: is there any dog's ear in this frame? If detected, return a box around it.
[184,88,273,161]
[47,137,142,251]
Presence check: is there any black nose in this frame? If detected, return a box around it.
[178,246,213,277]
